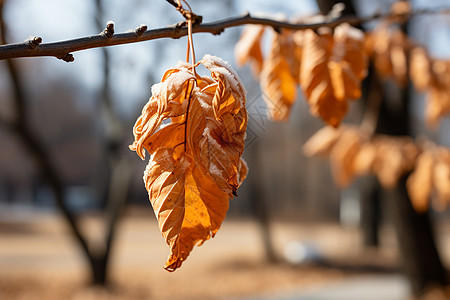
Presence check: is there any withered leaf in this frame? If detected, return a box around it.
[130,55,248,271]
[260,30,299,121]
[234,25,265,76]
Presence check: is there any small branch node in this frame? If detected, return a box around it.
[58,53,74,63]
[102,21,115,38]
[26,36,42,49]
[272,26,281,34]
[135,24,148,36]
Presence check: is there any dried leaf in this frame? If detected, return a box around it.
[365,25,409,86]
[410,47,432,91]
[329,23,367,101]
[261,30,299,121]
[300,29,346,127]
[425,87,450,127]
[234,25,265,76]
[372,137,418,188]
[300,25,366,127]
[329,127,361,187]
[130,55,248,271]
[302,126,343,157]
[433,149,450,208]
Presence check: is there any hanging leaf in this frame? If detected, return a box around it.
[300,28,346,127]
[260,29,299,121]
[130,55,248,271]
[365,24,409,86]
[329,23,367,101]
[234,25,265,76]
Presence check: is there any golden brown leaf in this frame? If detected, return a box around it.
[329,23,367,101]
[433,149,450,208]
[365,24,409,86]
[261,30,299,121]
[300,25,366,127]
[300,28,346,127]
[130,55,248,271]
[410,47,432,91]
[302,126,343,157]
[234,25,265,76]
[372,137,418,188]
[425,87,450,127]
[329,127,361,187]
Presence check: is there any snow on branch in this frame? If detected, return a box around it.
[0,8,448,63]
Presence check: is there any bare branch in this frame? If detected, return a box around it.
[0,8,449,62]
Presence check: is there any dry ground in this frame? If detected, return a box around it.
[0,207,438,300]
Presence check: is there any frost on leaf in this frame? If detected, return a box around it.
[130,55,248,271]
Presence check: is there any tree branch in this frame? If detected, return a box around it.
[0,8,449,62]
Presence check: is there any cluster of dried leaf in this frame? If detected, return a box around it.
[235,1,450,128]
[235,22,367,127]
[130,54,248,271]
[365,1,450,126]
[410,47,450,126]
[303,126,450,212]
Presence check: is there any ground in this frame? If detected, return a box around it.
[0,206,444,300]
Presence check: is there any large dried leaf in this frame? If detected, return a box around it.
[130,55,248,271]
[234,25,265,76]
[260,30,299,121]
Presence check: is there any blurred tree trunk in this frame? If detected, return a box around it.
[246,138,277,263]
[317,0,382,248]
[377,82,447,295]
[0,0,94,284]
[0,0,131,286]
[376,8,448,296]
[90,0,132,285]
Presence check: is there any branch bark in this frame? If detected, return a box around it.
[0,8,447,62]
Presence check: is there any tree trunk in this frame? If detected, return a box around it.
[387,177,447,295]
[247,139,278,263]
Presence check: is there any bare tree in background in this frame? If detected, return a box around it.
[0,0,132,286]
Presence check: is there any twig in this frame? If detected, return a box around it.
[0,8,449,62]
